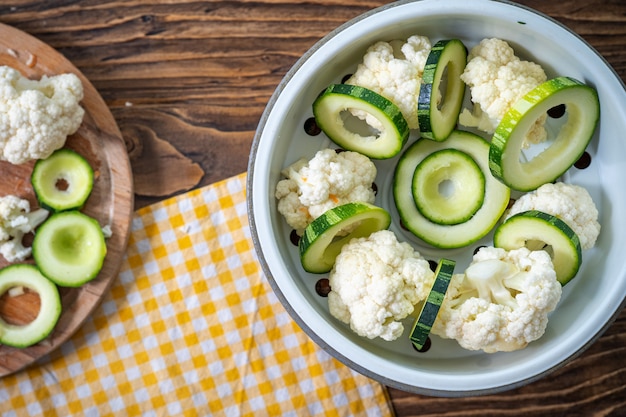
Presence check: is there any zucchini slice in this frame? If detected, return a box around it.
[412,148,485,225]
[410,258,455,350]
[0,264,61,348]
[313,84,410,159]
[489,77,600,191]
[31,148,94,212]
[493,210,582,285]
[299,202,391,274]
[394,130,510,248]
[33,211,107,287]
[417,39,467,141]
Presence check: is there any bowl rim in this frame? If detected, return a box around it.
[247,0,626,396]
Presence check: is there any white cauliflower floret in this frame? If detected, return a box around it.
[346,35,432,129]
[459,38,547,146]
[327,230,435,341]
[506,182,600,250]
[0,65,85,165]
[275,148,377,234]
[0,195,49,262]
[431,246,561,353]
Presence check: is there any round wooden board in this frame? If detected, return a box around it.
[0,23,133,376]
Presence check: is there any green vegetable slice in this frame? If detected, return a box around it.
[0,264,62,348]
[313,84,410,159]
[394,130,510,248]
[410,258,456,350]
[299,202,391,274]
[412,148,485,225]
[418,39,467,141]
[33,210,107,287]
[31,148,94,212]
[493,210,582,285]
[489,77,600,191]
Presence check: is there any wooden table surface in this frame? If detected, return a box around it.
[1,0,625,415]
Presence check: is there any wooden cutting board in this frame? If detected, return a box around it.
[0,23,133,376]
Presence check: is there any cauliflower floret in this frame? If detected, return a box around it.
[459,38,547,146]
[345,35,432,129]
[327,230,435,341]
[506,182,600,250]
[0,65,85,165]
[275,148,377,234]
[431,246,562,353]
[0,195,49,262]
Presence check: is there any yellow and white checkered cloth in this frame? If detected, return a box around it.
[0,173,394,417]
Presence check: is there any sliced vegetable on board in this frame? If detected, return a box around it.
[33,210,107,287]
[0,264,62,348]
[32,148,94,212]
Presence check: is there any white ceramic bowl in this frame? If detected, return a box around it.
[247,0,626,396]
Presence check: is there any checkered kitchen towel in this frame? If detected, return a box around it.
[0,173,393,417]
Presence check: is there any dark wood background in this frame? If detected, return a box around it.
[1,1,625,415]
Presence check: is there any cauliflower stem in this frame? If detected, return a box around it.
[432,247,562,353]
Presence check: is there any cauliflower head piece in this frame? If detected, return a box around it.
[0,195,49,262]
[275,148,377,235]
[459,38,547,146]
[506,182,600,250]
[0,65,85,165]
[346,35,432,130]
[327,230,435,341]
[431,246,562,353]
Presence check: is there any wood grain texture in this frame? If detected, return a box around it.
[0,0,625,414]
[0,0,384,207]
